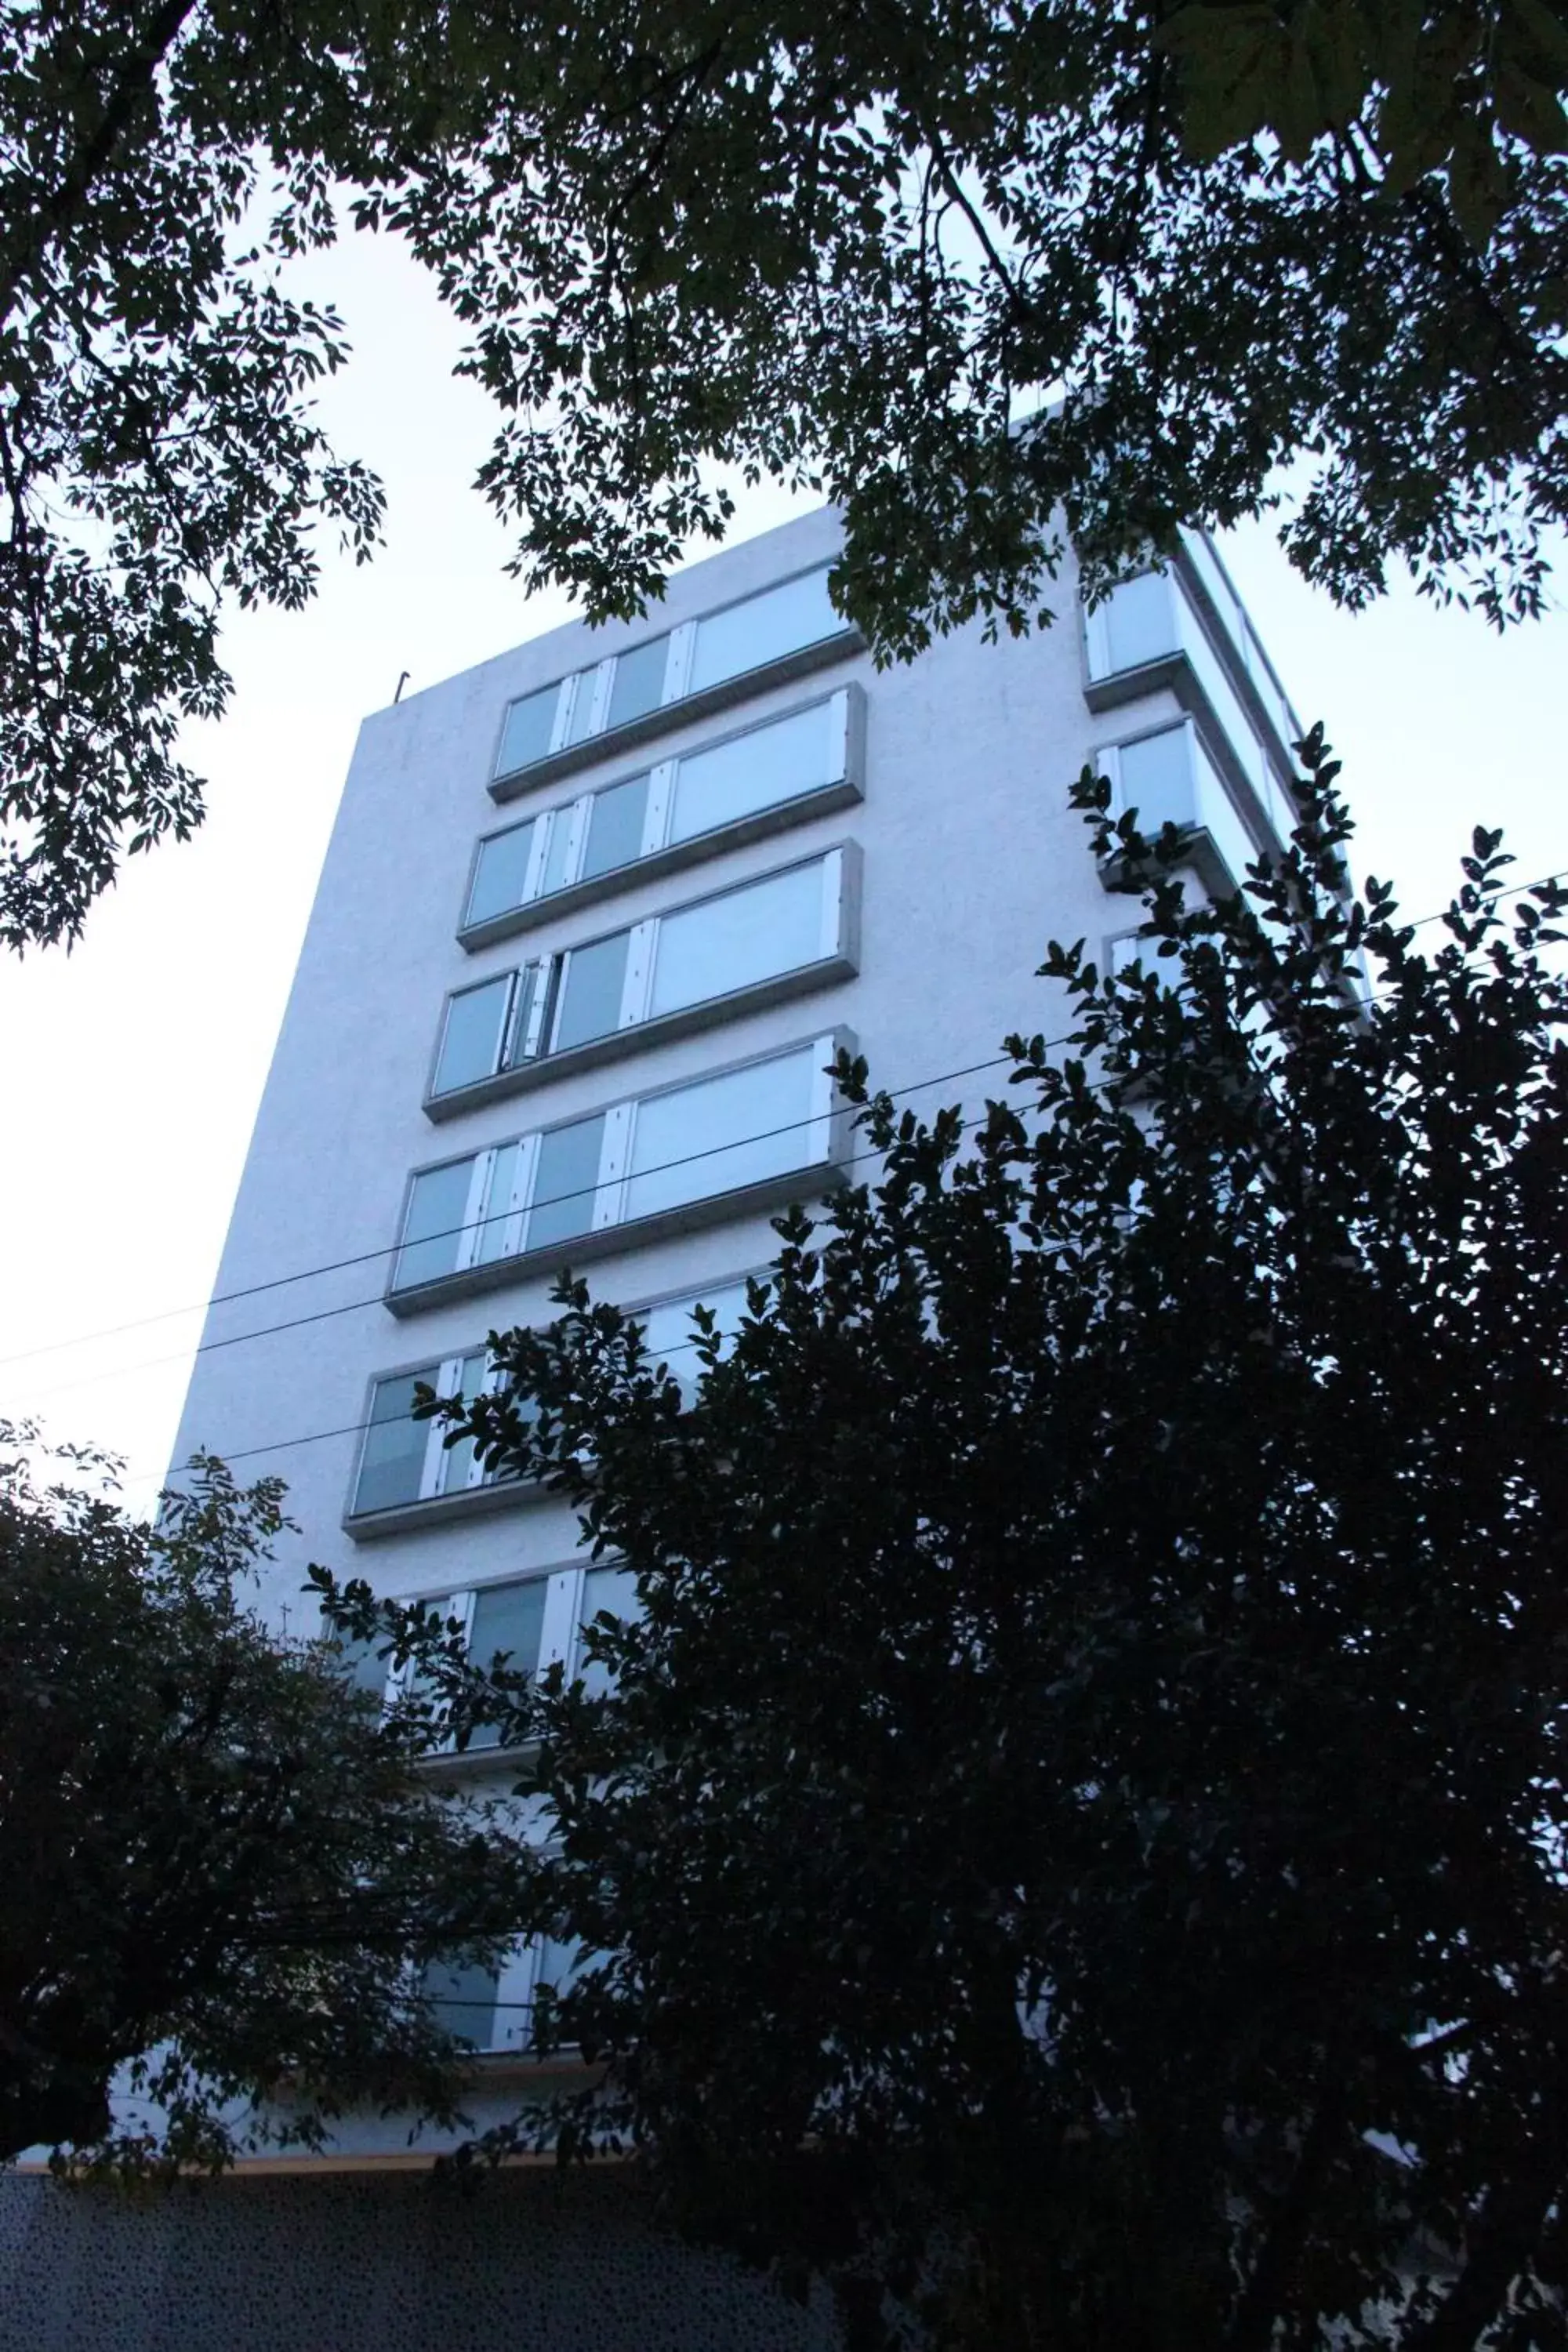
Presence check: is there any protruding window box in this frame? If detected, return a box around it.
[1094,718,1262,901]
[345,1278,754,1539]
[1082,540,1301,858]
[387,1030,854,1318]
[462,688,864,951]
[490,565,862,802]
[427,847,860,1120]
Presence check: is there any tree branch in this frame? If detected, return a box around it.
[0,0,201,325]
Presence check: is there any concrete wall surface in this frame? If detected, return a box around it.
[0,2169,839,2352]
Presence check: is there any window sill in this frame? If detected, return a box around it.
[1097,826,1242,904]
[425,951,858,1123]
[343,1472,545,1545]
[459,775,863,954]
[489,629,863,803]
[386,1155,849,1319]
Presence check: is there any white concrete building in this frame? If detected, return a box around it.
[0,506,1304,2347]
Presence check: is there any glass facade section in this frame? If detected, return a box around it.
[495,685,557,775]
[580,772,650,880]
[669,699,835,844]
[604,634,669,729]
[688,568,841,695]
[465,817,537,928]
[528,1112,607,1251]
[626,1046,816,1222]
[494,565,846,778]
[648,861,824,1019]
[466,1575,550,1748]
[552,931,631,1053]
[434,976,513,1096]
[423,1955,500,2051]
[397,1158,474,1290]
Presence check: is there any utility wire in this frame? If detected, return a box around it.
[7,860,1565,1425]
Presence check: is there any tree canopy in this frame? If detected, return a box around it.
[324,745,1568,2349]
[4,0,1567,946]
[0,1434,526,2175]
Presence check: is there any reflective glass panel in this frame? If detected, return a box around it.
[353,1371,430,1514]
[466,819,536,927]
[669,701,835,844]
[581,773,650,880]
[578,1566,642,1697]
[466,1575,549,1748]
[641,1281,751,1393]
[553,931,631,1052]
[434,976,511,1096]
[626,1047,816,1221]
[423,1955,500,2050]
[606,635,670,730]
[688,568,842,695]
[496,685,557,776]
[433,1348,491,1497]
[528,1112,607,1251]
[474,1140,521,1265]
[1117,726,1196,836]
[1098,573,1176,676]
[397,1159,475,1290]
[649,862,825,1020]
[539,808,577,898]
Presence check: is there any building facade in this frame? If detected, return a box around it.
[0,506,1304,2347]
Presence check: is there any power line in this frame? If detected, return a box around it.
[8,858,1565,1421]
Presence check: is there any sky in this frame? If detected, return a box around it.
[2,227,1564,1515]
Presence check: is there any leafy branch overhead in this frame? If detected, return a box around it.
[4,0,1568,945]
[322,742,1568,2349]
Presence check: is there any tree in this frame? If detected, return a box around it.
[322,739,1568,2348]
[0,1432,526,2175]
[5,0,1567,948]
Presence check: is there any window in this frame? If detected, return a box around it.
[464,689,859,941]
[1095,718,1258,895]
[351,1279,753,1529]
[391,1033,846,1304]
[421,1929,593,2056]
[492,565,851,786]
[1083,558,1300,852]
[350,1348,499,1517]
[434,851,855,1108]
[355,1561,632,1732]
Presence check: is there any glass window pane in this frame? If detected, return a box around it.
[581,774,650,880]
[626,1047,816,1221]
[466,820,536,927]
[432,1349,491,1497]
[641,1281,750,1395]
[423,1955,500,2050]
[539,808,577,898]
[353,1371,431,1514]
[1101,574,1177,675]
[565,670,601,746]
[578,1566,642,1697]
[553,931,631,1052]
[1117,727,1196,836]
[397,1159,475,1290]
[466,1575,549,1748]
[688,568,842,695]
[649,863,823,1020]
[669,702,834,844]
[497,685,558,776]
[528,1112,607,1251]
[434,976,512,1096]
[474,1140,521,1265]
[606,635,669,730]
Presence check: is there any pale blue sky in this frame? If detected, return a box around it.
[2,228,1563,1511]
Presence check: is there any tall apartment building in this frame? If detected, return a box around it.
[0,505,1304,2349]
